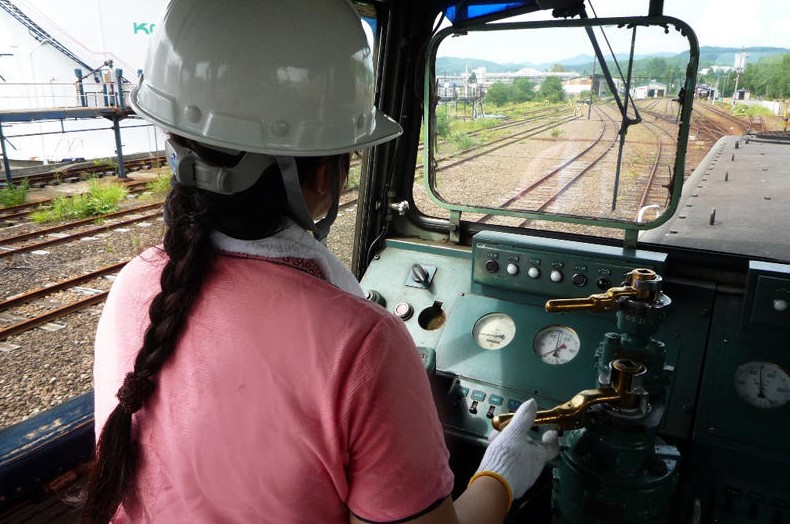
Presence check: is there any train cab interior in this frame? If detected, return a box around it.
[1,0,788,523]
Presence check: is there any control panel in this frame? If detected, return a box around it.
[359,232,720,443]
[695,260,790,453]
[441,377,529,439]
[472,231,667,300]
[360,232,789,521]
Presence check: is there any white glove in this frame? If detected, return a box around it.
[469,399,559,506]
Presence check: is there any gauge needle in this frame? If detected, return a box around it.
[540,342,566,357]
[481,332,505,340]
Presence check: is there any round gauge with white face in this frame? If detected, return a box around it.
[733,361,790,409]
[472,313,516,351]
[533,325,580,365]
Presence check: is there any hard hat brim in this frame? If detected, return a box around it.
[130,85,402,157]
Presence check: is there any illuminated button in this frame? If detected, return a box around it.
[507,399,522,412]
[453,386,469,399]
[394,302,413,320]
[550,269,563,283]
[471,390,486,402]
[774,299,788,312]
[469,400,479,414]
[485,259,499,273]
[486,405,496,419]
[506,263,519,276]
[527,266,540,279]
[489,395,504,406]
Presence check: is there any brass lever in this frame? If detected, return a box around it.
[492,359,646,431]
[544,268,660,313]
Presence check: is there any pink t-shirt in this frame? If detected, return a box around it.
[94,248,453,523]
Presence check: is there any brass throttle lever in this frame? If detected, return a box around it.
[544,268,661,313]
[492,359,646,432]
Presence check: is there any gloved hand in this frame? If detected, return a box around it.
[468,399,559,508]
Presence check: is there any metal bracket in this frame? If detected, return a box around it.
[449,209,461,244]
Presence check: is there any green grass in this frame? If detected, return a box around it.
[732,104,775,118]
[0,179,29,207]
[30,179,128,223]
[145,173,173,194]
[451,133,477,150]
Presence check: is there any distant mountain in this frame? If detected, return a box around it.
[436,47,790,76]
[436,57,536,75]
[553,52,678,67]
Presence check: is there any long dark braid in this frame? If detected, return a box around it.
[82,183,216,523]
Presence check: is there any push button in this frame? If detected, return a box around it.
[394,302,413,320]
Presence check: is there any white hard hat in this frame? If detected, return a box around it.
[130,0,402,156]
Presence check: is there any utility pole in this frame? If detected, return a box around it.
[732,50,747,110]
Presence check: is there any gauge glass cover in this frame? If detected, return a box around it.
[533,325,580,365]
[472,313,516,350]
[733,361,790,409]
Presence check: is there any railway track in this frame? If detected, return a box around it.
[477,108,611,223]
[7,156,165,188]
[0,261,127,340]
[0,204,163,259]
[338,109,578,212]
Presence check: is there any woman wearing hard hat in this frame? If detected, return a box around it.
[83,1,556,523]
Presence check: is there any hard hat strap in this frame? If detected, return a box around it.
[166,139,273,195]
[276,156,338,242]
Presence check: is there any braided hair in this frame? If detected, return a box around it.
[82,137,350,523]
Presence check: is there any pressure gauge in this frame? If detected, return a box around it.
[733,361,790,409]
[533,325,580,365]
[472,313,516,351]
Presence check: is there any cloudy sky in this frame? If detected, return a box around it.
[597,0,789,49]
[437,0,788,64]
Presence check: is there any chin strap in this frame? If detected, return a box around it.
[166,139,339,241]
[166,139,274,195]
[275,156,340,242]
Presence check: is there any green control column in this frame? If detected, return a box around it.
[549,270,680,523]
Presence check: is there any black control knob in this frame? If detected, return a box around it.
[485,259,499,273]
[572,273,588,287]
[596,277,612,290]
[364,290,386,307]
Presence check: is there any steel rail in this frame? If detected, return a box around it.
[0,202,162,247]
[477,109,609,223]
[0,260,127,312]
[0,291,108,340]
[0,209,162,259]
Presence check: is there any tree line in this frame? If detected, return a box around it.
[485,77,566,106]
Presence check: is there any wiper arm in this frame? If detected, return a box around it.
[579,6,642,210]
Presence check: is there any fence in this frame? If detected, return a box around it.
[0,82,133,111]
